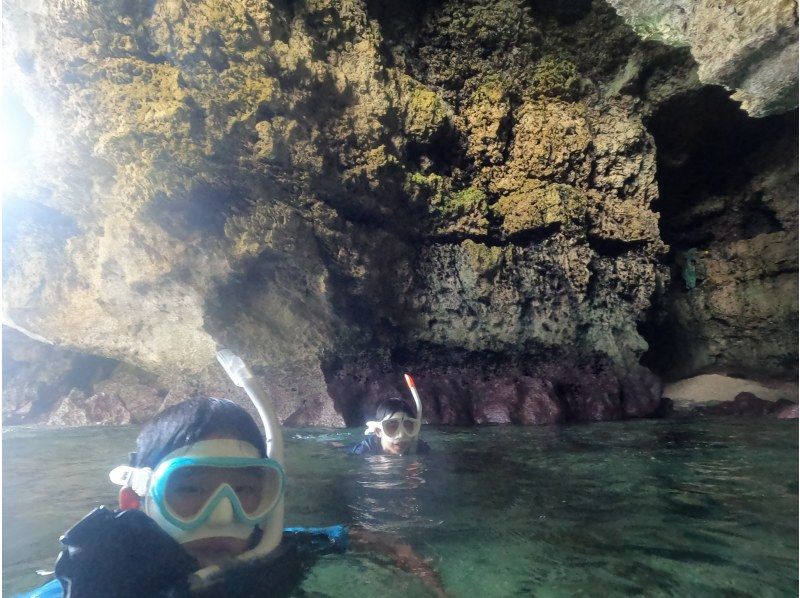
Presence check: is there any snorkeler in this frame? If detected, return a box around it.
[21,352,445,598]
[352,374,431,456]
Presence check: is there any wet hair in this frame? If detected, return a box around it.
[133,397,265,467]
[374,397,416,421]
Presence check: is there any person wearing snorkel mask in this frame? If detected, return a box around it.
[19,351,339,598]
[21,354,447,598]
[21,396,346,598]
[352,375,430,456]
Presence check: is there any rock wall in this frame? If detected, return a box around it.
[606,0,799,117]
[641,88,798,382]
[2,0,796,426]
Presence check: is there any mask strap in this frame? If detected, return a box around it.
[109,465,152,496]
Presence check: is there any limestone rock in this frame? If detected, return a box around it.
[606,0,798,117]
[46,389,132,426]
[2,327,117,424]
[662,374,799,413]
[690,392,797,417]
[1,0,792,426]
[656,233,798,378]
[323,355,659,425]
[643,85,798,383]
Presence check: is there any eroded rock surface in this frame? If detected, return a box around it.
[688,392,797,418]
[2,0,795,426]
[606,0,799,117]
[642,88,798,382]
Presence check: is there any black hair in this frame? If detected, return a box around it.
[374,397,415,420]
[133,397,266,467]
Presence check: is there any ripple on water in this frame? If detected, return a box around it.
[2,420,797,596]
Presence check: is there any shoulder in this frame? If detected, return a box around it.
[54,507,195,597]
[16,579,63,598]
[351,435,382,455]
[416,439,431,454]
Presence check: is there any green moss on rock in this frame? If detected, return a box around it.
[404,83,450,140]
[437,187,488,217]
[462,239,507,279]
[405,173,490,235]
[530,55,580,99]
[462,78,512,165]
[495,182,587,235]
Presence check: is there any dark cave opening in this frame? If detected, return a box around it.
[638,85,799,380]
[646,86,797,250]
[2,328,121,424]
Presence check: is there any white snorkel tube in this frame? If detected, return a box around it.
[187,349,285,586]
[216,349,284,464]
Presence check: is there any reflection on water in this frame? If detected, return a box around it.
[349,457,432,532]
[3,419,798,597]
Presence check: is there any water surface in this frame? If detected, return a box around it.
[3,419,797,596]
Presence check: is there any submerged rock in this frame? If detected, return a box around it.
[775,403,799,420]
[690,392,797,418]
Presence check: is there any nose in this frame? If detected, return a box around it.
[207,492,235,525]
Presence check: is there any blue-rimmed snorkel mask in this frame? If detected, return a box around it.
[111,438,285,543]
[150,449,284,533]
[110,350,286,584]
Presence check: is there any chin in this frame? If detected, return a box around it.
[388,443,412,455]
[183,537,250,567]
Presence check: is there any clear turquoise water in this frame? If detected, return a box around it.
[3,419,798,596]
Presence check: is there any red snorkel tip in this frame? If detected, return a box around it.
[404,373,416,389]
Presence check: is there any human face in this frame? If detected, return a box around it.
[149,433,280,567]
[377,411,418,455]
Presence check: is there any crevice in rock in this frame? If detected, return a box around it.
[144,184,249,241]
[646,85,796,250]
[2,327,122,424]
[639,83,798,381]
[587,233,649,257]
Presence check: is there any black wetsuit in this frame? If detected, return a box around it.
[22,507,347,598]
[350,434,431,455]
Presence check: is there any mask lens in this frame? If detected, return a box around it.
[382,419,401,437]
[230,466,280,515]
[164,465,280,519]
[402,419,416,434]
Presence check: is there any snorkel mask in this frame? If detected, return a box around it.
[364,374,424,444]
[110,438,284,545]
[110,350,285,583]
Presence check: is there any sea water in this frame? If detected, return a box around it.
[3,419,797,596]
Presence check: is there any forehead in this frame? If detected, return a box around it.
[384,411,410,419]
[200,430,251,442]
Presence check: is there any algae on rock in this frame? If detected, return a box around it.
[3,0,794,426]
